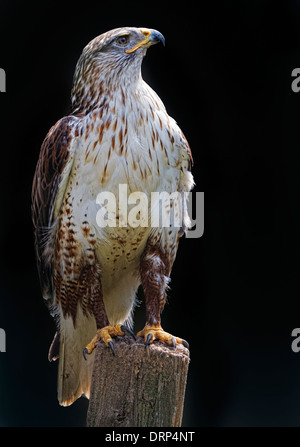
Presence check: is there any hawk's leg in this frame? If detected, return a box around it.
[137,244,189,349]
[83,267,135,359]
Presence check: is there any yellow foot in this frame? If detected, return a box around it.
[137,324,189,349]
[83,324,135,359]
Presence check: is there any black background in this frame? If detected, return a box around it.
[1,0,300,427]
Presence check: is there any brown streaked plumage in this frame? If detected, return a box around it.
[32,26,194,406]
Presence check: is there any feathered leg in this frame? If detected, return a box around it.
[137,240,189,348]
[83,265,135,358]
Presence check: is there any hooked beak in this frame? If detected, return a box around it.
[125,28,165,54]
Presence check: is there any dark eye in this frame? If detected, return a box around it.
[116,35,129,46]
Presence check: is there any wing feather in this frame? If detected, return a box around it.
[177,130,194,234]
[31,115,78,318]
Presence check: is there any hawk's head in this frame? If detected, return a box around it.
[71,27,165,113]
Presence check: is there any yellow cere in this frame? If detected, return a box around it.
[125,30,151,54]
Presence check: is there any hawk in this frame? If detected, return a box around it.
[32,27,194,406]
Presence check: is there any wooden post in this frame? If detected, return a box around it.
[86,336,190,427]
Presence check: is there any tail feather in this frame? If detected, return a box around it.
[57,304,96,406]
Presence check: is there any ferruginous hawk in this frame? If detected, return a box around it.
[32,27,194,406]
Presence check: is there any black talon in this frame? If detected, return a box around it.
[108,340,115,356]
[145,333,153,347]
[83,348,88,361]
[120,325,136,340]
[182,339,189,349]
[171,337,177,348]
